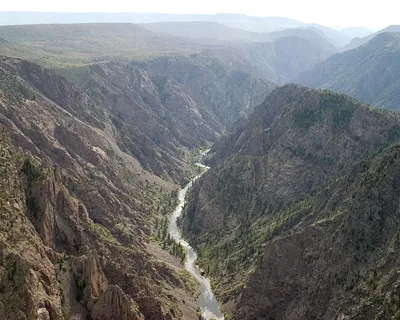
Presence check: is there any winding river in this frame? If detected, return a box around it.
[168,161,224,320]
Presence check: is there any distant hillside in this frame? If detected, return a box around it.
[340,26,372,39]
[267,28,337,52]
[343,25,400,51]
[306,24,353,47]
[0,12,364,49]
[296,32,400,111]
[140,21,269,42]
[205,35,336,83]
[141,21,337,52]
[0,23,219,68]
[0,22,336,86]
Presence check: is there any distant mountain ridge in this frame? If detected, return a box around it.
[340,26,372,39]
[343,25,400,51]
[296,32,400,112]
[0,23,226,69]
[141,21,337,51]
[0,12,366,48]
[0,22,336,86]
[203,36,336,83]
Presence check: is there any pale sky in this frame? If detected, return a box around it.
[0,0,399,30]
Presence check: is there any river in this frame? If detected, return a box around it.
[168,161,224,320]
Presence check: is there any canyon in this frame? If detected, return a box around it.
[0,16,400,320]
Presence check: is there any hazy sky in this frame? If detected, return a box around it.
[0,0,398,30]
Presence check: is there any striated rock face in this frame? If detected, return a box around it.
[134,55,276,128]
[0,132,64,320]
[91,285,144,320]
[82,61,222,182]
[74,252,109,310]
[183,85,400,318]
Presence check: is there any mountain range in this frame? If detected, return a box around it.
[0,22,337,85]
[0,12,373,49]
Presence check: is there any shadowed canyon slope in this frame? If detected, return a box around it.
[182,85,400,319]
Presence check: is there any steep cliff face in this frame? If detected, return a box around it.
[0,133,64,320]
[237,143,400,320]
[0,57,202,319]
[85,62,222,150]
[134,55,276,128]
[182,85,400,318]
[0,127,199,320]
[0,56,209,183]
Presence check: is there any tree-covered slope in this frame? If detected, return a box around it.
[182,84,400,318]
[296,33,400,112]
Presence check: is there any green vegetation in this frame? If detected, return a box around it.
[293,107,322,129]
[361,144,400,189]
[154,216,187,263]
[194,196,316,302]
[20,157,45,186]
[187,146,211,179]
[319,90,359,127]
[92,223,119,244]
[19,156,50,219]
[293,90,359,130]
[0,23,200,75]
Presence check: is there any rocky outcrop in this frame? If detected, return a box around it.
[0,132,64,320]
[91,285,144,320]
[74,252,108,310]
